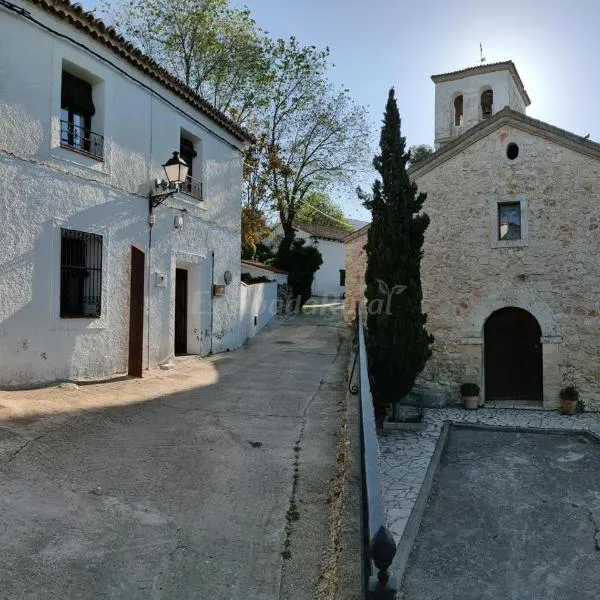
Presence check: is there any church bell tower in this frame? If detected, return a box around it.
[431,60,531,149]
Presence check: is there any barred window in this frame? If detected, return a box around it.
[60,229,103,318]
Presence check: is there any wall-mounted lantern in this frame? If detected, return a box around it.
[149,151,189,213]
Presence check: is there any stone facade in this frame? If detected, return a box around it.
[344,226,368,322]
[413,118,600,410]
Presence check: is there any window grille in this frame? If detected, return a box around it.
[60,229,103,318]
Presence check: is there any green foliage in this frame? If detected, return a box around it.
[362,89,434,423]
[559,385,579,402]
[408,144,434,167]
[249,37,370,255]
[296,192,353,231]
[460,383,480,397]
[241,205,270,259]
[98,0,272,127]
[276,238,323,309]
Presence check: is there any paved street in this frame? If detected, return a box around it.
[0,300,349,599]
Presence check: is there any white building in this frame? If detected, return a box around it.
[0,0,252,387]
[269,222,359,298]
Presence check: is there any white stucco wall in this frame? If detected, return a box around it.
[238,282,278,343]
[434,69,527,148]
[0,1,246,387]
[293,229,346,298]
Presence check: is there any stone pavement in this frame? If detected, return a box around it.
[0,300,351,599]
[379,408,600,546]
[400,426,600,600]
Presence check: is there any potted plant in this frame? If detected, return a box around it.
[559,386,580,415]
[460,383,480,410]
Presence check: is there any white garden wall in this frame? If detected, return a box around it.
[238,282,278,343]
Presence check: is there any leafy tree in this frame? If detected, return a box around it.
[252,38,369,259]
[98,0,272,127]
[362,89,433,425]
[296,192,353,231]
[277,238,323,310]
[241,206,270,259]
[407,144,434,168]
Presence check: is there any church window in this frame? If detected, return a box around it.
[454,95,464,126]
[506,143,519,160]
[498,202,521,241]
[481,89,493,119]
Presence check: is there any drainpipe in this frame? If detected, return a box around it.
[147,210,154,369]
[210,250,214,354]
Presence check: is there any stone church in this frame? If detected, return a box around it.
[345,61,600,410]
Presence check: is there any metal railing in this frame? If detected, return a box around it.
[180,175,203,201]
[60,120,104,160]
[351,303,398,599]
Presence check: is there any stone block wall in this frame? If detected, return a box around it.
[344,228,368,322]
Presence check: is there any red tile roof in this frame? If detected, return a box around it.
[242,260,288,275]
[294,222,350,242]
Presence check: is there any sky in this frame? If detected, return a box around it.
[85,0,600,221]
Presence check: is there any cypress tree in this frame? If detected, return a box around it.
[363,88,434,424]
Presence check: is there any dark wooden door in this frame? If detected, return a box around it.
[484,307,543,402]
[128,246,145,377]
[175,268,188,355]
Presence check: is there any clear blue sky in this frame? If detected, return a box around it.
[86,0,600,220]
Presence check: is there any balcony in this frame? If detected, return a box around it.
[60,120,104,160]
[180,175,204,201]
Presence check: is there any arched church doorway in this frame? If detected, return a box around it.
[484,307,543,402]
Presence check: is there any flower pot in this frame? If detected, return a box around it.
[463,395,479,410]
[561,398,577,415]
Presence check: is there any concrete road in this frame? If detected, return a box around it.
[0,300,350,599]
[401,427,600,600]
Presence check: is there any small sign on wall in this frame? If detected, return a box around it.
[213,284,226,297]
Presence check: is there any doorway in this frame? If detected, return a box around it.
[484,307,543,402]
[175,268,188,355]
[128,246,145,377]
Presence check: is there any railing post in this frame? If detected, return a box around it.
[368,526,398,599]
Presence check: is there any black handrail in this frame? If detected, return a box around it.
[60,119,104,160]
[180,175,203,201]
[355,303,398,599]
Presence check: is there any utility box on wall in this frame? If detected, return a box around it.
[213,284,226,297]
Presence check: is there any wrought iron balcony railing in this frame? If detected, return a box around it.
[60,120,104,160]
[179,175,204,201]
